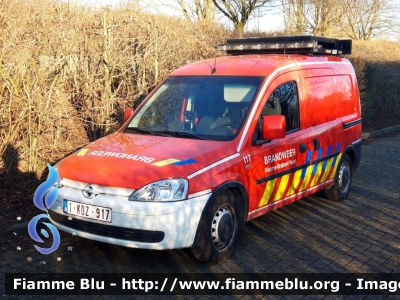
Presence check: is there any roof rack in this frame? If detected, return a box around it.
[217,36,352,56]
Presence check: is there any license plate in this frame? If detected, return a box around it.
[63,200,112,223]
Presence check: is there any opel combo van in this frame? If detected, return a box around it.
[48,36,362,262]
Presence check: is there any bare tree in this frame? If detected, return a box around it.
[337,0,399,40]
[282,0,306,35]
[150,0,216,22]
[281,0,399,40]
[211,0,274,37]
[177,0,217,22]
[282,0,338,36]
[308,0,340,36]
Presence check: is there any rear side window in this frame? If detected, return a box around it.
[268,81,300,132]
[302,76,336,127]
[335,75,355,116]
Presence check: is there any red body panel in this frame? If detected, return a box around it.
[59,132,236,192]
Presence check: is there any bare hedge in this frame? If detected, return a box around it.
[0,0,399,182]
[0,0,227,178]
[349,40,400,130]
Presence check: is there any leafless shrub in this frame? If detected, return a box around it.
[0,0,228,181]
[348,40,400,130]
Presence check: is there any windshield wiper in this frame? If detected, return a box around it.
[125,128,206,139]
[169,131,206,140]
[125,127,171,137]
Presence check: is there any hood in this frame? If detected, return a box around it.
[58,132,236,189]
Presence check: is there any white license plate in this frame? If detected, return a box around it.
[63,200,112,223]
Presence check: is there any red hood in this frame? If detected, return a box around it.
[58,132,236,189]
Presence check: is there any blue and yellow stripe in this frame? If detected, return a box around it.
[152,158,197,167]
[257,142,342,207]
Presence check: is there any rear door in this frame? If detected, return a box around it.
[299,68,343,187]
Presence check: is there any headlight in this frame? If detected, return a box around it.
[129,179,188,202]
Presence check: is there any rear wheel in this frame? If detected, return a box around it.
[191,190,243,263]
[324,154,352,201]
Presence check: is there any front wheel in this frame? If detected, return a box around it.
[190,190,243,263]
[324,154,353,201]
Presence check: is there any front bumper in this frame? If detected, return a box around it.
[48,181,210,250]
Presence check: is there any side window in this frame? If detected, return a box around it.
[265,81,300,132]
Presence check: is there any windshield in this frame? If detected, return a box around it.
[125,76,264,141]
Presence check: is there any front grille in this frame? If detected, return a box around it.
[48,211,164,243]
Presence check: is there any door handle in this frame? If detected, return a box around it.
[314,138,320,150]
[299,143,307,153]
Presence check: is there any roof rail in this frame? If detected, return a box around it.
[217,36,352,56]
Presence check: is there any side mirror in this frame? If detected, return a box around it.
[123,108,134,123]
[262,115,286,140]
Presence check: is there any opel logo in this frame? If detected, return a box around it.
[82,185,94,199]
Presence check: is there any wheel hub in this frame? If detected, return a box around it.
[211,205,234,250]
[338,162,350,193]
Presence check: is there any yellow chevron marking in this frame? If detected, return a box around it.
[321,158,334,182]
[286,169,303,197]
[329,153,342,179]
[257,153,343,208]
[299,166,313,192]
[273,173,290,202]
[259,179,277,207]
[310,162,324,187]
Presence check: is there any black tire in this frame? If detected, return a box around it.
[190,190,244,263]
[324,154,353,201]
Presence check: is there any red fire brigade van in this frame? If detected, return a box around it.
[48,36,361,262]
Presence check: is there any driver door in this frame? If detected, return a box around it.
[244,72,313,217]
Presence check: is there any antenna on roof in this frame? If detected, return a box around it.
[211,57,217,74]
